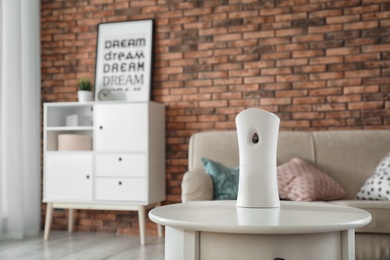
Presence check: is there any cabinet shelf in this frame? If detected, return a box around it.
[46,126,93,131]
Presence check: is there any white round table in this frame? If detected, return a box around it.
[149,200,371,260]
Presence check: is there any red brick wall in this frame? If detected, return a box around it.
[41,0,390,235]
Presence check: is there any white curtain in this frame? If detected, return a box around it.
[0,0,41,239]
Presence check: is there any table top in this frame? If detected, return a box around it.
[149,200,371,234]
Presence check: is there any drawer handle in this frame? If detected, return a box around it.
[99,126,103,130]
[118,181,122,185]
[86,175,90,179]
[118,157,122,162]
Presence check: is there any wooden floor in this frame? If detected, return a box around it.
[0,231,165,260]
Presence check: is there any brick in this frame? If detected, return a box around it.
[314,103,347,111]
[280,120,311,128]
[292,34,324,43]
[293,96,326,104]
[348,101,384,110]
[199,27,227,36]
[214,33,242,42]
[309,9,342,19]
[199,56,229,65]
[184,7,211,16]
[214,63,242,71]
[326,111,360,119]
[276,43,309,52]
[327,78,362,87]
[294,65,326,73]
[228,10,258,19]
[362,44,390,53]
[230,69,260,77]
[214,48,242,56]
[244,76,275,84]
[326,47,360,56]
[262,52,291,60]
[277,74,309,82]
[260,37,290,46]
[308,24,342,33]
[310,56,343,64]
[344,20,379,31]
[199,42,227,51]
[199,71,228,79]
[327,14,360,24]
[275,89,308,97]
[276,28,305,37]
[328,63,363,71]
[293,50,324,58]
[344,85,380,94]
[260,97,292,105]
[184,50,213,59]
[292,112,325,119]
[243,30,274,39]
[229,54,259,62]
[310,72,343,80]
[275,12,307,22]
[345,53,380,63]
[345,69,381,78]
[362,11,390,20]
[244,60,275,69]
[327,95,362,103]
[277,58,308,67]
[262,67,292,75]
[229,24,259,33]
[312,119,346,127]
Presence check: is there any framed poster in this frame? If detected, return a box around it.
[95,19,153,102]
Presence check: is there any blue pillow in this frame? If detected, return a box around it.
[201,157,239,200]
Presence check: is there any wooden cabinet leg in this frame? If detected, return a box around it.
[43,203,53,240]
[156,202,163,238]
[138,206,146,246]
[68,209,74,233]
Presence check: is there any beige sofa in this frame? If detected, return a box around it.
[181,130,390,260]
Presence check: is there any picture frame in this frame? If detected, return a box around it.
[94,19,153,102]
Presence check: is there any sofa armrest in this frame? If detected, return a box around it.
[181,170,213,202]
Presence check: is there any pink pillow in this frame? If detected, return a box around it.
[277,157,346,201]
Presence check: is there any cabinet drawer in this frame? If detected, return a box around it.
[95,154,146,177]
[95,178,147,202]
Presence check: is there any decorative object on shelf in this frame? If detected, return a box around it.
[94,19,153,102]
[77,78,93,103]
[58,134,92,151]
[235,108,280,208]
[65,114,92,127]
[97,88,113,101]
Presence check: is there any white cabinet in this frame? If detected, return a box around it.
[43,101,165,245]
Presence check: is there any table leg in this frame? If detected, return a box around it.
[43,203,53,240]
[341,229,355,260]
[68,209,74,233]
[138,205,146,246]
[165,227,199,260]
[156,202,163,238]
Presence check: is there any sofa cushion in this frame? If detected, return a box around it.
[181,170,213,202]
[331,200,390,234]
[356,152,390,201]
[201,157,239,200]
[277,157,346,201]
